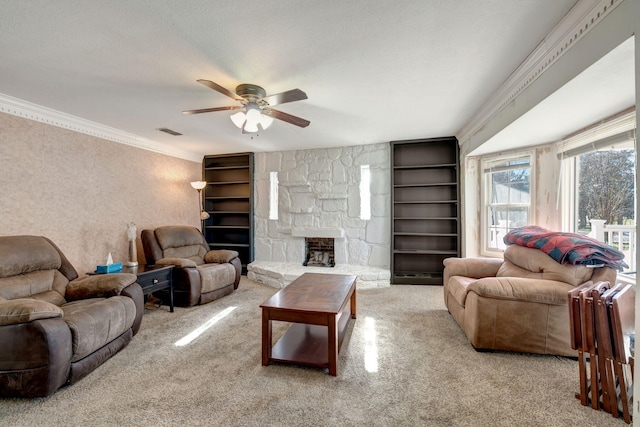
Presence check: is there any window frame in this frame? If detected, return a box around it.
[557,115,636,280]
[480,151,535,257]
[560,139,636,233]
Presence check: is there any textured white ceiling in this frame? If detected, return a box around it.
[0,0,584,157]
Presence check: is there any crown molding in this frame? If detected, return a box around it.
[0,93,203,163]
[457,0,624,146]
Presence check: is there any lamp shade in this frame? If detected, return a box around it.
[244,121,259,133]
[260,114,274,129]
[190,181,207,190]
[230,111,246,128]
[245,107,261,125]
[244,104,261,133]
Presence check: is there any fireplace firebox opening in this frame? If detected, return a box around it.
[303,237,335,267]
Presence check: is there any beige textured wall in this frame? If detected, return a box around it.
[461,155,480,258]
[0,112,202,275]
[534,144,562,232]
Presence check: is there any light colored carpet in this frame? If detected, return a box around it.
[0,277,625,426]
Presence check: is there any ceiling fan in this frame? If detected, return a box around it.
[183,79,310,133]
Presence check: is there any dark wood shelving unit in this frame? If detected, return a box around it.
[202,153,254,274]
[391,137,460,285]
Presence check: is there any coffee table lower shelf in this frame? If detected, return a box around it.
[270,309,352,368]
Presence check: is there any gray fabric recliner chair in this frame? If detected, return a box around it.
[0,235,143,397]
[141,226,241,307]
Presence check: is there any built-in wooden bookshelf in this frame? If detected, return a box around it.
[202,153,254,274]
[390,137,460,285]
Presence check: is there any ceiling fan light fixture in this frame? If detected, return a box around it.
[245,104,261,123]
[260,113,274,130]
[230,111,246,128]
[243,103,262,133]
[244,121,259,133]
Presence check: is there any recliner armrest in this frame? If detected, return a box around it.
[0,317,72,397]
[65,273,137,300]
[443,257,503,279]
[121,282,144,335]
[0,298,63,326]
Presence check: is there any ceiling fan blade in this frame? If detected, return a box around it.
[182,106,241,115]
[263,89,307,106]
[263,108,310,128]
[196,79,243,101]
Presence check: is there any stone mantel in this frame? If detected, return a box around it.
[291,228,345,238]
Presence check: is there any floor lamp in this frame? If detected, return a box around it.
[190,181,210,232]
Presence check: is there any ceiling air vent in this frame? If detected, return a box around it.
[157,127,183,136]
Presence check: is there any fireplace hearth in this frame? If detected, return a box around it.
[303,237,335,267]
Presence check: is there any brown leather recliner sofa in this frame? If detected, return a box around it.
[0,235,143,397]
[141,226,241,307]
[443,245,616,356]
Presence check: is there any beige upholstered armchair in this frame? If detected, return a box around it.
[0,235,144,397]
[141,226,241,307]
[443,245,616,356]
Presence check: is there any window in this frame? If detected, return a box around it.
[575,148,635,231]
[558,110,636,276]
[482,154,532,253]
[359,165,371,220]
[269,171,278,220]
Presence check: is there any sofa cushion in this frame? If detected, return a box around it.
[0,270,68,304]
[62,296,137,362]
[155,226,208,264]
[156,257,198,268]
[0,235,62,278]
[162,246,206,264]
[197,263,236,294]
[498,245,592,286]
[468,276,574,305]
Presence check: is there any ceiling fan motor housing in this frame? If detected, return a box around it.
[235,84,266,101]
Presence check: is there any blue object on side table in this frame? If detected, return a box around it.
[96,262,123,274]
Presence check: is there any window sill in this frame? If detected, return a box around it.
[617,273,636,286]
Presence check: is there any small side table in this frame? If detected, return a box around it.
[123,265,174,313]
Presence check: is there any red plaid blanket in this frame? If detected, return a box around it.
[503,225,628,271]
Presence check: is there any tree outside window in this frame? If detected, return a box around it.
[577,149,635,231]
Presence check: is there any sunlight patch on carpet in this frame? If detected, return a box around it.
[175,306,236,347]
[364,316,378,373]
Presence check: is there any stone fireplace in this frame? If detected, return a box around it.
[303,237,335,267]
[291,227,346,265]
[248,143,391,289]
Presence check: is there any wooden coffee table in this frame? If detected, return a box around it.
[260,273,357,376]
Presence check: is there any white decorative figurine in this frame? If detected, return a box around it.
[126,222,138,267]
